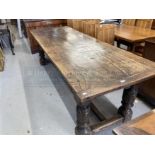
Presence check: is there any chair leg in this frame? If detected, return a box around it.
[117,41,121,48]
[11,48,15,55]
[0,40,4,49]
[7,28,15,55]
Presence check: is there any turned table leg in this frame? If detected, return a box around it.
[118,85,138,122]
[75,103,92,135]
[39,50,46,65]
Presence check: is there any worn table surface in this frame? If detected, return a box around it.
[115,24,155,42]
[31,26,155,103]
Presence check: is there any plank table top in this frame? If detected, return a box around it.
[115,24,155,43]
[31,26,155,103]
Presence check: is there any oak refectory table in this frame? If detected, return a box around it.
[31,26,155,135]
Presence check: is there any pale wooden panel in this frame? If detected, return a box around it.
[122,19,136,26]
[96,24,115,45]
[83,21,99,37]
[135,19,153,29]
[113,110,155,135]
[67,19,73,28]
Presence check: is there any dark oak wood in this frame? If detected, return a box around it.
[151,19,155,30]
[24,19,67,54]
[113,110,155,135]
[75,101,92,135]
[138,38,155,105]
[39,49,46,65]
[31,26,155,134]
[118,86,138,122]
[31,26,155,103]
[91,101,107,121]
[91,115,123,133]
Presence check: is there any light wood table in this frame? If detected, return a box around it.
[113,109,155,135]
[115,24,155,51]
[31,26,155,135]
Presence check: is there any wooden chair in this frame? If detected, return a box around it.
[67,19,73,28]
[135,19,153,29]
[68,19,101,36]
[95,24,115,45]
[122,19,136,26]
[134,19,153,55]
[72,20,80,31]
[82,20,100,37]
[113,110,155,135]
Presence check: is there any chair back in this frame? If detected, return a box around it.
[82,20,100,37]
[135,19,153,29]
[122,19,136,26]
[67,19,73,28]
[95,24,115,45]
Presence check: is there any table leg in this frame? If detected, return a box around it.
[127,43,137,52]
[127,45,132,51]
[39,50,46,65]
[75,103,92,135]
[118,85,138,122]
[117,40,121,48]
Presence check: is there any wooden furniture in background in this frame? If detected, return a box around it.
[83,20,100,37]
[67,19,101,37]
[0,24,15,55]
[0,48,4,71]
[67,19,73,28]
[122,19,136,26]
[115,24,155,51]
[96,24,115,45]
[31,26,155,135]
[113,110,155,135]
[135,19,153,29]
[138,38,155,105]
[151,19,155,30]
[67,19,85,32]
[134,19,153,54]
[24,19,67,54]
[117,19,136,50]
[72,20,80,31]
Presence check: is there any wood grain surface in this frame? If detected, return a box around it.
[122,19,136,26]
[135,19,153,29]
[31,26,155,103]
[115,24,155,42]
[113,110,155,135]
